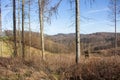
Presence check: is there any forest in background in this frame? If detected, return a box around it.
[0,0,120,80]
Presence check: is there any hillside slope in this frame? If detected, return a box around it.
[4,30,120,53]
[49,32,120,51]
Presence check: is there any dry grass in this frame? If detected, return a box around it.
[61,56,120,80]
[0,42,120,80]
[0,51,120,80]
[0,41,12,57]
[0,48,76,80]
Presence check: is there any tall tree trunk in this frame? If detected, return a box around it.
[75,0,80,64]
[28,0,31,58]
[13,0,17,57]
[114,0,117,50]
[18,0,22,56]
[38,0,45,60]
[22,0,25,59]
[0,0,1,34]
[0,0,2,57]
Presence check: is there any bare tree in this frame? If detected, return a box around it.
[28,0,31,58]
[17,0,22,56]
[22,0,25,59]
[38,0,62,60]
[74,0,95,63]
[75,0,80,64]
[0,0,2,56]
[0,0,1,34]
[38,0,45,60]
[109,0,120,51]
[13,0,17,57]
[114,0,117,50]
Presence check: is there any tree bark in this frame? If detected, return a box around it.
[13,0,17,57]
[0,0,1,34]
[38,0,45,60]
[28,0,31,58]
[75,0,80,64]
[18,0,22,56]
[0,0,2,57]
[114,0,117,50]
[22,0,25,59]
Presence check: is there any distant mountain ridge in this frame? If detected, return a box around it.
[49,32,117,42]
[49,32,120,51]
[3,30,120,53]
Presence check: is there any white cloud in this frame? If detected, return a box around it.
[87,8,109,14]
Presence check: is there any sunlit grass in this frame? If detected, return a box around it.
[0,41,12,57]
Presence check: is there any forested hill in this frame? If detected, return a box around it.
[3,30,120,53]
[48,32,120,51]
[49,32,116,42]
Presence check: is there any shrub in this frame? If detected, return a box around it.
[62,56,120,80]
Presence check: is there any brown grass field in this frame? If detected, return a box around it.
[0,51,120,80]
[0,42,120,80]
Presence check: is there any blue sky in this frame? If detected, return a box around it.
[1,0,120,35]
